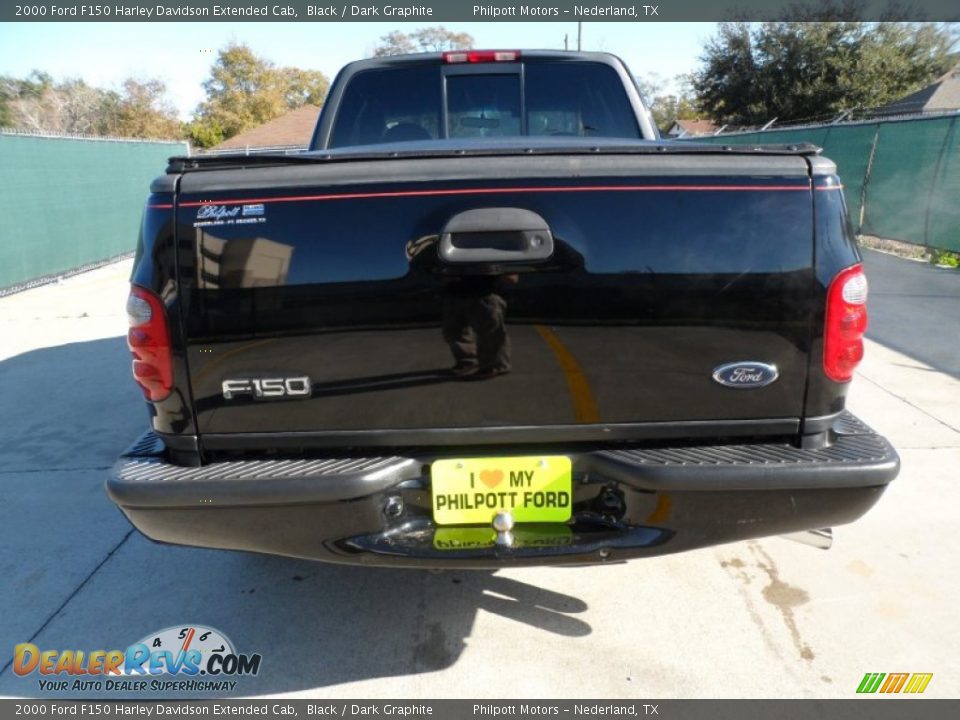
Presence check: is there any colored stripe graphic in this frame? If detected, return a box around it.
[176,183,812,208]
[904,673,933,694]
[857,673,885,693]
[857,672,932,694]
[880,673,909,693]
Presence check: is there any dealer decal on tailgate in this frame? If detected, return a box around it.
[431,456,573,525]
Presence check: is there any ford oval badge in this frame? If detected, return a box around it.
[712,362,779,389]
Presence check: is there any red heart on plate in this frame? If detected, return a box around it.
[479,469,504,489]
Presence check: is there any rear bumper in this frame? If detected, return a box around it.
[106,412,898,568]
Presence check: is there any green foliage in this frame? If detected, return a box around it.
[373,26,474,56]
[187,118,225,148]
[278,67,329,108]
[0,70,180,139]
[1,79,15,127]
[187,42,329,148]
[110,79,181,138]
[693,9,956,125]
[2,43,328,147]
[930,248,960,268]
[636,73,702,132]
[1,70,52,127]
[373,31,417,56]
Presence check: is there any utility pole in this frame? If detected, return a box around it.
[577,22,582,51]
[564,33,568,51]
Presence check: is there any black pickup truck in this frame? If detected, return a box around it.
[108,50,898,567]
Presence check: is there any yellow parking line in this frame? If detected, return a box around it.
[534,325,600,423]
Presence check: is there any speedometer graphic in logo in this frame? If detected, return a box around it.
[126,625,234,675]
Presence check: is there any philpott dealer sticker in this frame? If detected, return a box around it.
[193,203,267,227]
[13,624,262,693]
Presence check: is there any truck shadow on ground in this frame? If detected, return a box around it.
[0,336,591,698]
[122,549,592,697]
[0,336,147,472]
[862,250,960,380]
[3,545,592,698]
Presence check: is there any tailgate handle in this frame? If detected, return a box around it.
[440,208,554,263]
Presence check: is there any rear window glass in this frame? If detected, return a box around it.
[447,74,521,139]
[328,61,640,148]
[329,65,442,147]
[525,62,640,139]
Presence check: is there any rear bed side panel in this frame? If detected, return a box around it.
[803,169,863,428]
[172,154,816,450]
[131,178,197,440]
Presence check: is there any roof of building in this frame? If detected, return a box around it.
[215,105,321,150]
[875,65,960,116]
[667,118,719,136]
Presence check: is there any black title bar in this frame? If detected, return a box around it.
[1,701,960,720]
[4,1,960,22]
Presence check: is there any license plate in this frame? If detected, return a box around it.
[431,456,572,525]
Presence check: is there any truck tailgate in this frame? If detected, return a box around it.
[174,152,815,447]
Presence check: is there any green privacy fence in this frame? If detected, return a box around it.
[0,132,188,291]
[691,114,960,252]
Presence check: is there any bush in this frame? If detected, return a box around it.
[929,248,960,268]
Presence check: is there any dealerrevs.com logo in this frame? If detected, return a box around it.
[856,672,933,694]
[13,625,262,693]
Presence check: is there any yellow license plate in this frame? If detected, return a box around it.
[431,456,572,525]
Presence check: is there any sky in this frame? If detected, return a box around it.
[0,22,716,119]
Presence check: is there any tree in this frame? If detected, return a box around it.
[634,73,666,108]
[693,23,765,125]
[636,73,702,132]
[692,13,956,125]
[1,71,51,127]
[1,71,181,139]
[277,67,329,108]
[373,26,473,56]
[4,76,117,135]
[410,27,474,52]
[373,31,417,57]
[110,79,181,138]
[188,42,329,147]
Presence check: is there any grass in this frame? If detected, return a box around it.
[858,235,960,269]
[930,249,960,268]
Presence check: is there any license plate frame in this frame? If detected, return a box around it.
[431,455,573,526]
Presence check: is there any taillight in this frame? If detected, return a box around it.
[126,286,173,401]
[442,50,520,64]
[823,264,868,382]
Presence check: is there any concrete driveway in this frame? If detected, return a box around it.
[862,249,960,378]
[1,248,958,699]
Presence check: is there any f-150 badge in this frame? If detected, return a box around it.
[222,377,312,400]
[712,362,779,389]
